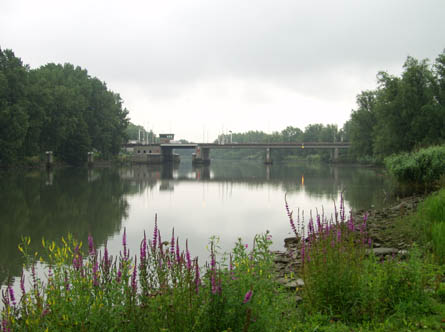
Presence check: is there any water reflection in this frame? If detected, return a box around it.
[0,168,130,285]
[0,161,396,286]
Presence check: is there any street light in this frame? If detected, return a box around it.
[229,130,232,144]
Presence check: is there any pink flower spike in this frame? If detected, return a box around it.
[186,239,192,270]
[170,228,175,256]
[88,234,95,256]
[122,227,127,259]
[243,290,253,304]
[152,214,158,250]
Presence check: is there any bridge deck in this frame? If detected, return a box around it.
[161,142,350,149]
[124,142,350,149]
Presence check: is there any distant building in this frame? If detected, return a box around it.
[159,134,174,144]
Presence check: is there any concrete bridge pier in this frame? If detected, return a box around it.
[192,146,211,165]
[194,165,211,180]
[264,148,273,165]
[45,151,54,169]
[161,147,174,163]
[330,148,340,161]
[87,152,94,168]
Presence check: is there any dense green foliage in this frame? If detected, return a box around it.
[346,50,445,161]
[212,124,346,162]
[385,145,445,183]
[0,47,129,166]
[413,188,445,264]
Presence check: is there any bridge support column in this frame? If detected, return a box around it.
[87,152,94,168]
[334,148,339,161]
[45,151,53,169]
[161,147,174,163]
[264,148,273,165]
[192,146,211,165]
[194,165,210,180]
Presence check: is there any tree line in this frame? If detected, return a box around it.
[215,49,445,163]
[0,47,129,166]
[345,50,445,161]
[212,124,343,162]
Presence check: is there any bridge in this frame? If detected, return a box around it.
[126,142,350,164]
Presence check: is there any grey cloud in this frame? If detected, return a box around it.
[1,0,444,106]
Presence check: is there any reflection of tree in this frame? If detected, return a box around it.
[177,161,395,211]
[0,168,130,285]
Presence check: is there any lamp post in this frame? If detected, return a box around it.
[229,130,232,144]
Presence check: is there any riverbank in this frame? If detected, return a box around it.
[273,191,436,286]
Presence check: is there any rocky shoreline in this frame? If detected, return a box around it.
[273,194,425,290]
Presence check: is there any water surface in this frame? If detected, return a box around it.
[0,161,396,286]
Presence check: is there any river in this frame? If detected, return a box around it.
[0,160,397,287]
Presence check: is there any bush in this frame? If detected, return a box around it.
[385,145,445,184]
[285,196,434,323]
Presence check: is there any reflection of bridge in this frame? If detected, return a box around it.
[125,142,350,164]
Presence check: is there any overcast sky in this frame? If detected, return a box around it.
[1,0,444,142]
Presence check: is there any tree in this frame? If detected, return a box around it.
[349,90,377,158]
[0,48,29,165]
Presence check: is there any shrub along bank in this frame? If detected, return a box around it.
[385,145,445,184]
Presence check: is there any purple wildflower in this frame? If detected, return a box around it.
[122,228,128,260]
[140,232,147,262]
[157,229,162,250]
[41,307,49,317]
[88,234,95,256]
[176,238,181,263]
[285,194,298,237]
[31,263,38,292]
[2,318,8,332]
[194,258,201,294]
[210,244,217,294]
[243,290,253,304]
[131,257,137,293]
[308,217,314,236]
[104,244,110,271]
[73,244,83,271]
[170,228,175,256]
[152,214,158,250]
[186,240,192,271]
[167,256,172,269]
[340,194,345,222]
[93,258,99,287]
[8,286,16,307]
[20,271,26,297]
[301,242,305,264]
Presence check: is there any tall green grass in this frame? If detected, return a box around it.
[413,189,445,264]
